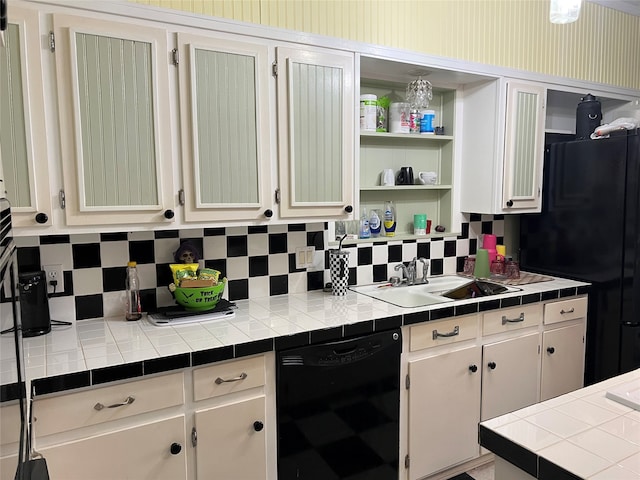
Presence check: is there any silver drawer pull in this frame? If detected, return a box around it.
[215,372,248,385]
[432,325,459,340]
[502,312,525,325]
[94,395,135,411]
[560,308,575,314]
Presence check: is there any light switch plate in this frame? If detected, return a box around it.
[295,247,315,269]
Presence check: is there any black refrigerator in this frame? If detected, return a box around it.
[520,128,640,386]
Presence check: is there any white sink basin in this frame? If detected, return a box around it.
[350,275,520,308]
[351,283,455,308]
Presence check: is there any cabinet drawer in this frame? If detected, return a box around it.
[410,314,478,351]
[34,372,184,437]
[544,296,588,325]
[193,355,266,401]
[482,304,542,336]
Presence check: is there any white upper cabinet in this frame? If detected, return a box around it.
[176,32,274,223]
[0,6,52,227]
[52,14,175,226]
[276,46,355,219]
[502,81,546,210]
[461,78,546,214]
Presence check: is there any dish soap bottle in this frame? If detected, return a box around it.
[369,209,381,237]
[359,208,371,239]
[125,261,142,321]
[384,201,396,237]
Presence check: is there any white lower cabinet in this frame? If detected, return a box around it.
[39,415,187,480]
[30,355,276,480]
[540,323,585,401]
[194,396,267,479]
[404,296,587,479]
[33,372,187,479]
[407,345,482,480]
[540,296,587,402]
[0,403,21,480]
[191,354,273,480]
[481,332,540,421]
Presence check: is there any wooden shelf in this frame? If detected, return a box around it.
[360,185,452,191]
[329,229,461,246]
[360,131,453,141]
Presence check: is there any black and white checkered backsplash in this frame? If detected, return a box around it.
[15,214,503,320]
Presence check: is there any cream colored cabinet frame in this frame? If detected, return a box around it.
[358,78,457,240]
[194,396,267,480]
[407,345,482,479]
[176,32,274,223]
[481,331,541,421]
[460,78,546,214]
[39,416,188,480]
[501,80,546,211]
[0,6,53,228]
[276,46,355,219]
[52,14,175,226]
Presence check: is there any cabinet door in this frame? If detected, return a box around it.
[177,32,273,222]
[541,323,585,401]
[481,332,540,421]
[502,81,546,211]
[195,395,266,480]
[407,346,481,479]
[0,7,52,228]
[39,416,187,480]
[276,46,354,218]
[52,14,175,226]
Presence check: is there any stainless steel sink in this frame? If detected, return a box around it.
[350,275,520,308]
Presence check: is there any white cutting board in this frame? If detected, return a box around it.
[606,378,640,411]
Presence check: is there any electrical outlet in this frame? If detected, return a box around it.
[42,264,64,294]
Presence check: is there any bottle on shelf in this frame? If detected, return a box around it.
[369,209,381,237]
[359,208,371,239]
[125,261,142,321]
[384,201,396,237]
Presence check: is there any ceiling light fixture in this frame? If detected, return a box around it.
[550,0,583,24]
[406,74,433,109]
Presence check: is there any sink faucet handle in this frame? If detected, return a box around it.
[418,258,430,283]
[394,263,408,280]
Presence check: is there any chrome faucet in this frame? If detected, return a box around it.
[394,257,430,286]
[417,257,430,284]
[394,262,414,285]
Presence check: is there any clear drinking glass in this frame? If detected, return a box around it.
[504,261,521,279]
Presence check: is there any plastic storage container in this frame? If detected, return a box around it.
[125,261,142,321]
[360,94,377,131]
[420,109,435,134]
[389,103,410,133]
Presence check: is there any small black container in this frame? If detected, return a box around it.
[396,166,414,185]
[576,93,602,140]
[18,271,51,337]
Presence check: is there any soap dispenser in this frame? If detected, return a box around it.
[359,208,371,239]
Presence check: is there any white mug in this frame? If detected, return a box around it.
[381,168,395,186]
[418,171,438,185]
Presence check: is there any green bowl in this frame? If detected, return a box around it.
[174,279,226,312]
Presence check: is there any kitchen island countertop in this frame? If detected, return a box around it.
[15,274,589,396]
[480,368,640,479]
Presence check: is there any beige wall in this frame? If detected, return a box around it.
[132,0,639,91]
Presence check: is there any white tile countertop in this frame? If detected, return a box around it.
[480,369,640,479]
[1,274,589,395]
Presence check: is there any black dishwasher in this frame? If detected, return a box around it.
[276,329,402,480]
